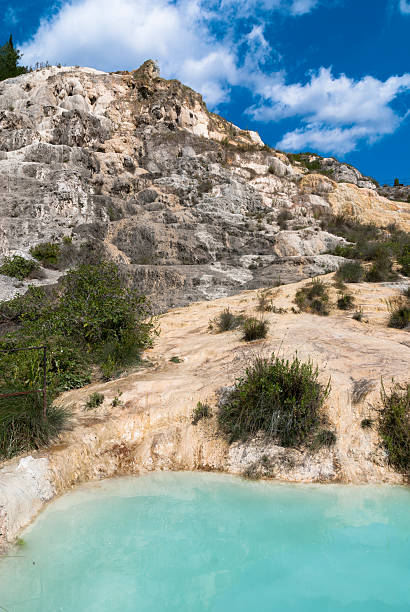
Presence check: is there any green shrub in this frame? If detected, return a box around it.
[336,261,364,283]
[0,394,70,460]
[16,537,26,548]
[257,290,286,313]
[111,395,122,407]
[387,296,410,329]
[30,242,61,267]
[0,286,50,326]
[0,255,38,280]
[285,153,334,177]
[294,279,330,316]
[257,290,272,312]
[218,354,331,448]
[192,401,211,425]
[211,308,244,332]
[242,462,262,480]
[0,262,156,456]
[242,317,269,341]
[85,392,104,410]
[332,244,356,258]
[337,293,355,310]
[379,382,409,474]
[325,216,410,280]
[365,256,398,282]
[398,248,410,276]
[323,215,381,247]
[361,418,373,429]
[169,356,182,363]
[2,262,155,372]
[52,262,154,350]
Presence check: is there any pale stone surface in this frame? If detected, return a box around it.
[328,183,410,231]
[0,457,54,547]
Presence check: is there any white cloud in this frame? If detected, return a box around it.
[19,0,410,155]
[290,0,319,15]
[4,7,19,26]
[277,125,372,155]
[399,0,410,14]
[21,0,240,106]
[210,0,318,16]
[248,68,410,154]
[21,0,300,107]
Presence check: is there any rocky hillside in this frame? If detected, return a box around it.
[0,60,409,309]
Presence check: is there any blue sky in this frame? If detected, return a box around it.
[1,0,409,184]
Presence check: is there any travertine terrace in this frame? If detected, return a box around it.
[1,276,409,550]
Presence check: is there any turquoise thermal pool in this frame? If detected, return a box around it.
[0,472,409,611]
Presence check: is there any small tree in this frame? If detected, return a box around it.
[0,35,27,82]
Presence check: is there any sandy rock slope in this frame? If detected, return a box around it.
[1,275,409,549]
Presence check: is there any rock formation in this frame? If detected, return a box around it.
[1,61,409,308]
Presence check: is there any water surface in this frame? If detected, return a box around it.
[0,472,409,611]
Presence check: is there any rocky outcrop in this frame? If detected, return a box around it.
[1,63,409,309]
[378,183,410,204]
[1,276,408,551]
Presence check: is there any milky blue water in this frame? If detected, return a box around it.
[0,472,409,611]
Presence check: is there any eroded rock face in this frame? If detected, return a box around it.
[0,63,409,309]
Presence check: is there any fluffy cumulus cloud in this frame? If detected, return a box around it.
[399,0,410,14]
[21,0,238,105]
[19,0,410,154]
[20,0,321,106]
[249,68,410,154]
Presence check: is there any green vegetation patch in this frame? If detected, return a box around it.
[242,317,269,341]
[337,293,355,310]
[361,418,373,429]
[387,294,410,329]
[0,261,156,459]
[0,35,27,82]
[30,242,61,268]
[294,279,331,316]
[85,392,104,410]
[326,216,410,280]
[218,354,331,448]
[335,261,364,283]
[379,382,410,475]
[0,255,38,280]
[210,308,244,333]
[285,152,334,178]
[192,401,211,425]
[0,394,70,460]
